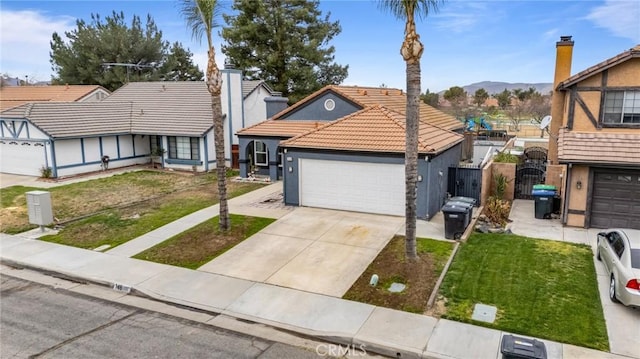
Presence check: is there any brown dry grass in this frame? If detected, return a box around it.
[343,236,454,313]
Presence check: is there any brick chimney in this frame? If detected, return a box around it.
[548,35,574,165]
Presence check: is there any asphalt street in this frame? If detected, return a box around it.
[0,275,329,359]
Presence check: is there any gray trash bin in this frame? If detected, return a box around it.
[442,203,468,240]
[500,334,547,359]
[449,196,477,207]
[446,200,473,227]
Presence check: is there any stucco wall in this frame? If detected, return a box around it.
[491,162,516,200]
[280,92,360,121]
[565,165,589,227]
[221,69,243,160]
[244,86,269,128]
[424,143,462,219]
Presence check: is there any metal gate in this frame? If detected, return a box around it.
[448,165,482,205]
[514,162,546,199]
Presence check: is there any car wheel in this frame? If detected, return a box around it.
[609,276,619,303]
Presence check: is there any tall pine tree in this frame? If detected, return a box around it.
[221,0,348,103]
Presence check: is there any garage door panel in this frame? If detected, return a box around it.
[299,159,404,216]
[0,142,46,176]
[591,169,640,230]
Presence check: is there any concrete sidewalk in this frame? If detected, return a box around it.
[0,233,632,359]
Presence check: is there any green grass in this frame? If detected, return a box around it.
[439,233,608,351]
[134,214,276,269]
[0,186,41,207]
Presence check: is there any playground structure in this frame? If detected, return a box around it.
[465,116,493,131]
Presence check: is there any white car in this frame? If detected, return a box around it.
[596,229,640,307]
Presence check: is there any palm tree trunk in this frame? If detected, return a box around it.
[405,60,420,260]
[206,47,230,231]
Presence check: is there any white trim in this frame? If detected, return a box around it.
[254,140,268,166]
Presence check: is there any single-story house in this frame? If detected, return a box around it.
[280,105,463,219]
[547,37,640,229]
[0,67,284,177]
[0,85,110,111]
[236,85,464,182]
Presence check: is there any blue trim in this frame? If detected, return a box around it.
[25,122,30,138]
[99,137,104,156]
[133,135,136,156]
[16,122,26,138]
[203,135,209,171]
[0,121,4,137]
[165,158,203,165]
[241,87,246,128]
[50,140,58,178]
[43,141,49,169]
[80,138,86,163]
[226,71,234,156]
[116,136,121,158]
[56,154,148,169]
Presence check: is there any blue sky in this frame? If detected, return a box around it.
[1,0,638,93]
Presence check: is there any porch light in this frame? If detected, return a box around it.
[576,180,582,190]
[417,175,423,182]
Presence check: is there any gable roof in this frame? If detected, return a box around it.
[558,129,640,165]
[281,105,463,155]
[242,80,275,99]
[0,85,110,111]
[1,102,132,138]
[558,44,640,90]
[271,85,463,131]
[103,82,214,136]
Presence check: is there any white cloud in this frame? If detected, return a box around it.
[586,0,640,42]
[0,10,75,81]
[431,1,493,34]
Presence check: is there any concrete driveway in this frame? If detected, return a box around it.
[508,200,640,357]
[198,207,404,297]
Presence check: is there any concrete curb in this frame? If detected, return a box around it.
[426,242,460,310]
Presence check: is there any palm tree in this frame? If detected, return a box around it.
[181,0,230,231]
[379,0,441,260]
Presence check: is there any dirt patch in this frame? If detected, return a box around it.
[343,236,454,313]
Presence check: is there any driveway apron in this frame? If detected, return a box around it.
[198,207,404,297]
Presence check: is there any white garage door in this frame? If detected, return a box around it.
[299,159,405,216]
[0,142,46,176]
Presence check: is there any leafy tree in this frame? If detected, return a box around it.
[421,89,439,107]
[159,42,204,81]
[492,88,512,110]
[221,0,348,103]
[50,12,203,91]
[50,12,167,91]
[507,87,537,132]
[473,88,489,107]
[181,0,230,231]
[443,85,467,120]
[527,91,551,137]
[379,0,442,260]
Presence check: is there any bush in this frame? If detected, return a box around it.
[485,196,511,226]
[40,166,53,178]
[493,151,520,163]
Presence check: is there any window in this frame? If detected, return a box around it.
[168,136,199,160]
[603,90,640,124]
[150,135,162,153]
[608,232,625,259]
[254,141,268,166]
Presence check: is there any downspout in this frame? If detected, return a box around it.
[226,71,234,160]
[50,140,58,178]
[562,163,572,224]
[203,134,209,171]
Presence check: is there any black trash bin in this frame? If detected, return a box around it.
[500,334,547,359]
[532,189,555,219]
[449,196,477,207]
[446,200,473,227]
[442,203,468,240]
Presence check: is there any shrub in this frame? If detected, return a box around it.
[493,173,509,199]
[40,166,53,178]
[493,151,520,163]
[485,196,511,226]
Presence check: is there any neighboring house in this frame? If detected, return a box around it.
[0,68,282,177]
[237,85,464,181]
[548,37,640,229]
[0,85,111,111]
[237,85,464,219]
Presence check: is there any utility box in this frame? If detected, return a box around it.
[26,191,54,226]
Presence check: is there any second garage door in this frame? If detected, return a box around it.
[590,169,640,229]
[299,159,405,216]
[0,141,47,176]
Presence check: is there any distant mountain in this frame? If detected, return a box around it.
[439,81,553,95]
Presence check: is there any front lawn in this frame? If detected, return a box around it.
[439,233,608,351]
[39,181,263,250]
[133,214,275,269]
[343,236,454,313]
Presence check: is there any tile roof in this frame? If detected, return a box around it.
[0,85,109,111]
[242,80,275,99]
[236,120,321,137]
[558,44,640,90]
[558,129,640,165]
[103,82,214,136]
[271,85,464,131]
[1,102,132,138]
[281,105,463,155]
